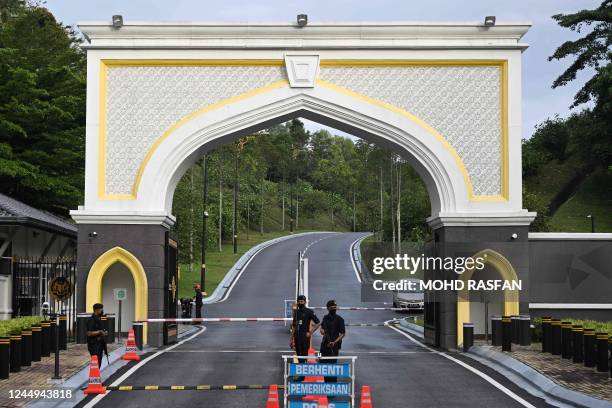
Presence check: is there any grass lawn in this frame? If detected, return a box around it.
[177,230,291,298]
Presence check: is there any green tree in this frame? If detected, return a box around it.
[0,3,85,214]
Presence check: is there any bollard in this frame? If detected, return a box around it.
[76,313,90,344]
[20,329,32,367]
[511,315,519,344]
[463,323,474,352]
[596,333,608,373]
[561,322,572,359]
[59,315,67,350]
[583,329,596,368]
[100,315,108,344]
[520,315,531,346]
[106,313,116,344]
[31,324,41,362]
[551,319,562,356]
[572,325,584,364]
[0,337,9,379]
[132,322,143,350]
[9,334,21,373]
[40,321,50,357]
[491,316,502,347]
[609,336,612,379]
[502,316,512,352]
[542,317,552,353]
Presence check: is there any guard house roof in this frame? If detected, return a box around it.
[77,21,531,50]
[0,193,77,238]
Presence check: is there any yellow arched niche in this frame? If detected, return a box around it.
[86,247,148,343]
[456,249,519,347]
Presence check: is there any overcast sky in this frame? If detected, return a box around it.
[45,0,600,140]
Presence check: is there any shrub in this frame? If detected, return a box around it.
[0,316,43,336]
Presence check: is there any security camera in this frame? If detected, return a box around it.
[297,14,308,27]
[511,233,519,240]
[42,302,50,311]
[484,16,496,27]
[112,15,123,29]
[89,231,98,238]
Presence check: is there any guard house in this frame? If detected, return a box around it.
[0,193,77,320]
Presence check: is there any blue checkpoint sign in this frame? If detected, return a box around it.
[289,363,351,378]
[285,300,294,318]
[287,382,351,397]
[288,402,350,408]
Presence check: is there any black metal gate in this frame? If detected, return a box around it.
[11,257,77,341]
[164,233,179,345]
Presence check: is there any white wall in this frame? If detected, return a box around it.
[0,275,11,320]
[101,262,135,334]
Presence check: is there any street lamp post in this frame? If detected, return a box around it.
[586,214,595,233]
[201,156,209,292]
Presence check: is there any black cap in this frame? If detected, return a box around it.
[326,300,337,308]
[93,303,104,310]
[297,295,307,302]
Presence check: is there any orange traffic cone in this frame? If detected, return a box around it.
[83,355,106,394]
[122,329,140,361]
[266,384,279,408]
[360,385,372,408]
[318,396,329,407]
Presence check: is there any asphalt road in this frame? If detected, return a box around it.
[80,232,552,408]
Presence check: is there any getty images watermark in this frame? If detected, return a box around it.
[370,252,522,292]
[358,241,526,301]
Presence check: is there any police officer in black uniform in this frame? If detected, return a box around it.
[291,295,320,363]
[86,303,108,368]
[194,283,203,320]
[320,299,345,383]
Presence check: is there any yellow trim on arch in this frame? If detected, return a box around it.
[456,249,520,347]
[97,59,286,200]
[97,59,508,202]
[320,59,509,202]
[86,246,148,343]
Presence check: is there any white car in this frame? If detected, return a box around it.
[392,288,424,311]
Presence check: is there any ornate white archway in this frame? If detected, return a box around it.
[72,21,536,347]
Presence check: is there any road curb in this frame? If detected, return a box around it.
[466,345,612,408]
[398,318,425,337]
[203,231,331,304]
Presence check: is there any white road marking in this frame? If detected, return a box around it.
[164,349,431,354]
[348,234,371,283]
[385,322,537,408]
[82,326,206,408]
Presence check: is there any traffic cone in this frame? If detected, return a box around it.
[83,355,106,394]
[122,329,140,361]
[318,396,329,407]
[266,384,279,408]
[360,385,372,408]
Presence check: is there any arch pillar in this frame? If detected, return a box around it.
[423,221,531,350]
[76,224,171,347]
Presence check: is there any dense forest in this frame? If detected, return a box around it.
[0,0,610,267]
[170,120,431,266]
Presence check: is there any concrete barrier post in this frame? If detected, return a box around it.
[133,322,143,350]
[572,325,584,364]
[463,323,474,352]
[502,316,512,352]
[583,329,596,368]
[596,333,609,373]
[76,313,89,344]
[551,319,562,355]
[561,322,572,359]
[520,315,531,346]
[491,316,502,347]
[511,315,519,344]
